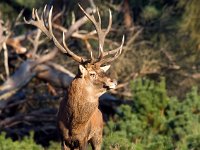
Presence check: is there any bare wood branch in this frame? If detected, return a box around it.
[0,20,12,78]
[52,6,65,22]
[0,49,58,100]
[3,42,10,78]
[6,38,27,54]
[28,29,43,56]
[88,0,96,10]
[123,28,143,53]
[34,63,74,88]
[0,20,6,51]
[0,109,56,128]
[84,39,94,60]
[64,11,93,40]
[0,60,37,100]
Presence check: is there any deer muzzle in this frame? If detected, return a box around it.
[104,79,117,90]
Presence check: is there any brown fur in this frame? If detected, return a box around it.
[57,64,116,150]
[25,4,123,150]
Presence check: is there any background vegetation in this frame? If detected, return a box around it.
[0,0,200,149]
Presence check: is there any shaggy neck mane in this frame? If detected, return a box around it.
[66,78,99,125]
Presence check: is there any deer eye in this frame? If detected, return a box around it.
[89,73,96,78]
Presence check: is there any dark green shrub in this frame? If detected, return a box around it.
[1,78,200,150]
[0,132,42,150]
[103,78,200,150]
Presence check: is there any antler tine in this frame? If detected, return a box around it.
[24,7,52,39]
[104,9,112,43]
[62,32,85,61]
[48,7,85,63]
[78,4,112,61]
[98,9,112,60]
[32,8,35,19]
[103,35,125,57]
[25,5,85,63]
[84,39,95,63]
[78,4,98,61]
[97,35,125,65]
[42,5,47,26]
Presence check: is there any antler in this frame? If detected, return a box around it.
[24,4,124,66]
[78,4,124,66]
[24,5,86,63]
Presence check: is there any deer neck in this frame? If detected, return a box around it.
[68,78,101,102]
[65,78,100,124]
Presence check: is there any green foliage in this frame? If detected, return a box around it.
[15,0,48,9]
[103,78,200,150]
[0,132,42,150]
[47,141,60,150]
[0,132,63,150]
[1,78,200,150]
[0,3,17,21]
[179,0,200,43]
[141,6,160,21]
[103,105,142,150]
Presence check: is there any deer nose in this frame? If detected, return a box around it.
[104,79,117,90]
[110,79,117,86]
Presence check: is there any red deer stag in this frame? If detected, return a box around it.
[25,4,124,150]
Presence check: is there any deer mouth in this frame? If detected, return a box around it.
[103,85,111,90]
[103,84,116,90]
[103,80,117,90]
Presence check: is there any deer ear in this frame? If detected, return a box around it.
[100,65,110,72]
[79,64,87,76]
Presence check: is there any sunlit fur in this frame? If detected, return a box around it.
[57,64,117,150]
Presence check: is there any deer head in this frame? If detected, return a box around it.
[77,64,117,98]
[24,5,124,88]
